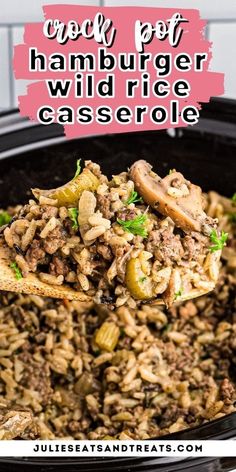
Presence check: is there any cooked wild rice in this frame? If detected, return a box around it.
[2,160,221,307]
[0,191,235,439]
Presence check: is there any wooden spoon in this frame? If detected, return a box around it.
[0,244,90,301]
[0,243,215,304]
[0,160,220,304]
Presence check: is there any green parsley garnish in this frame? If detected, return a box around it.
[68,208,79,230]
[139,276,147,283]
[117,214,148,238]
[232,193,236,204]
[175,288,183,299]
[0,211,12,227]
[209,229,228,252]
[169,168,176,175]
[10,262,23,280]
[162,323,171,334]
[126,191,143,205]
[74,159,81,179]
[228,212,236,223]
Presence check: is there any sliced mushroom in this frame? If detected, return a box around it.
[130,160,215,235]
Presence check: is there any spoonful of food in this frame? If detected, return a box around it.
[0,159,227,307]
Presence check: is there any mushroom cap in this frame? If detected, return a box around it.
[130,160,214,234]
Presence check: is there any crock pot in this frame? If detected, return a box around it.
[0,97,235,472]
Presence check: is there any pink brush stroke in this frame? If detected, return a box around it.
[13,5,224,139]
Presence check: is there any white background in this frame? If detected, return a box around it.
[0,0,236,107]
